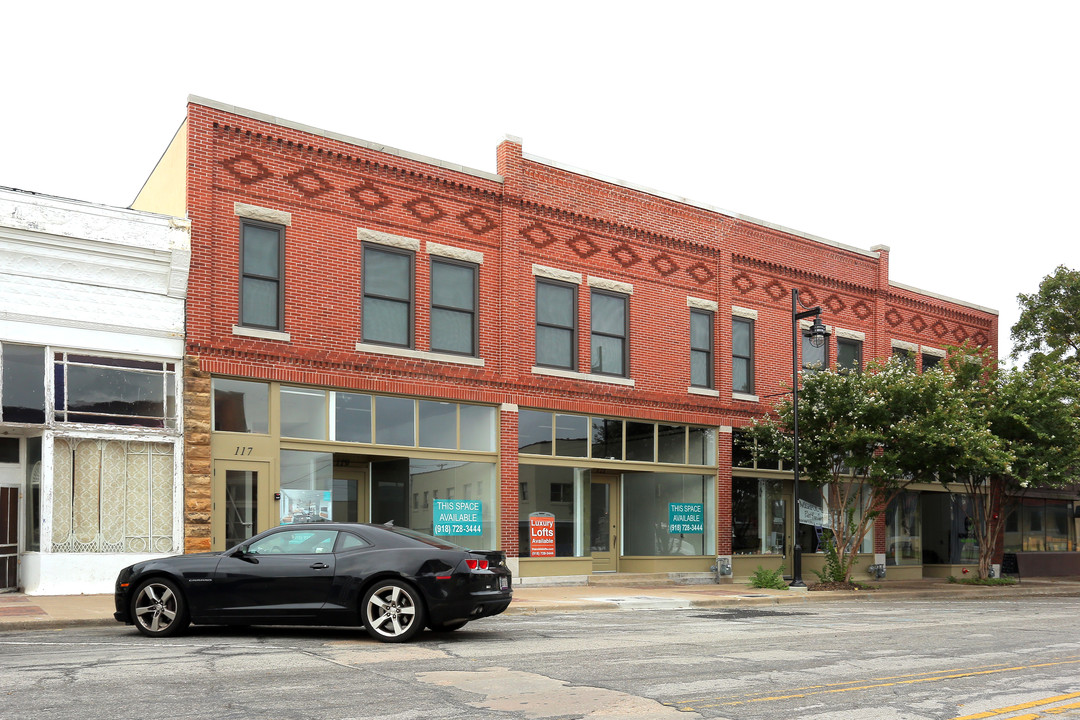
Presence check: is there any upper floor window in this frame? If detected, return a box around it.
[430,258,477,356]
[590,290,628,377]
[535,279,577,369]
[892,347,914,367]
[802,331,829,371]
[362,244,413,348]
[732,317,754,394]
[690,309,714,389]
[240,220,285,330]
[837,337,862,373]
[922,353,942,372]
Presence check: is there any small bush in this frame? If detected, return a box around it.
[947,575,1017,586]
[749,565,788,590]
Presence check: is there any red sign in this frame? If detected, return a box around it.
[529,513,556,557]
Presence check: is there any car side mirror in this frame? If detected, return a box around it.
[233,546,259,563]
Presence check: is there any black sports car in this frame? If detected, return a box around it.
[113,523,512,642]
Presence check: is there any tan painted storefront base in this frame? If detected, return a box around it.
[618,557,712,573]
[922,564,978,578]
[881,565,924,581]
[517,557,594,577]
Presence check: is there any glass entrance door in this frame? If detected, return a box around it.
[590,475,619,572]
[213,460,271,550]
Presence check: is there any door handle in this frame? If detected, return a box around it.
[310,562,330,570]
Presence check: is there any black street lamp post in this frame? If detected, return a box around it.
[791,288,828,588]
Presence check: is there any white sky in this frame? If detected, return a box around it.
[6,2,1078,359]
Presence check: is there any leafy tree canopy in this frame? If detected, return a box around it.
[1011,265,1080,372]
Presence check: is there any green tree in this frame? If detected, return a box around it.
[1012,265,1080,372]
[948,348,1080,578]
[745,357,1008,584]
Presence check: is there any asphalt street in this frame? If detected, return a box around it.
[2,597,1079,720]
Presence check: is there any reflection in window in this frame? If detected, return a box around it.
[591,417,622,460]
[622,472,714,556]
[518,465,589,558]
[555,414,589,458]
[363,244,413,347]
[213,378,269,433]
[591,290,628,376]
[657,425,686,464]
[2,343,45,423]
[57,353,177,428]
[690,310,713,388]
[240,220,284,330]
[430,259,477,356]
[519,410,554,454]
[535,280,577,369]
[375,396,415,447]
[802,332,828,371]
[837,337,862,373]
[625,422,654,462]
[688,427,716,466]
[279,450,340,525]
[280,386,326,439]
[885,491,922,565]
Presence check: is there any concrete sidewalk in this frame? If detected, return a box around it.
[2,577,1079,632]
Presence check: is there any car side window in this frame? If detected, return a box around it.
[338,532,373,551]
[249,530,339,555]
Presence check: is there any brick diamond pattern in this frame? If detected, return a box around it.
[609,243,641,268]
[649,253,679,277]
[284,167,333,199]
[825,294,846,313]
[764,279,785,300]
[953,326,969,343]
[852,301,872,320]
[568,233,600,258]
[346,181,392,211]
[458,207,496,235]
[799,289,817,306]
[733,273,756,294]
[910,315,928,333]
[403,195,447,224]
[972,330,988,345]
[931,320,949,338]
[521,222,558,248]
[885,308,903,327]
[686,262,715,285]
[221,153,272,186]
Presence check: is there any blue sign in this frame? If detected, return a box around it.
[433,499,483,536]
[668,503,704,534]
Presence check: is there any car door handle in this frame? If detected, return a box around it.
[310,562,330,570]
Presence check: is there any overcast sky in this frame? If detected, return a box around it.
[6,2,1078,359]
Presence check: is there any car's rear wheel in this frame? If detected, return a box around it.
[131,578,189,638]
[429,620,468,632]
[362,579,425,643]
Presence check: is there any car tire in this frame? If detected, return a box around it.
[362,579,425,643]
[429,620,468,632]
[131,578,190,638]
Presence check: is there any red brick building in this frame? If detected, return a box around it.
[133,96,1057,584]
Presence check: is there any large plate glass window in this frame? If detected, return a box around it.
[885,491,921,565]
[732,478,786,555]
[590,290,628,377]
[430,258,477,356]
[362,244,413,347]
[518,465,590,557]
[535,279,577,369]
[240,220,284,330]
[213,379,269,433]
[622,472,715,556]
[281,386,327,439]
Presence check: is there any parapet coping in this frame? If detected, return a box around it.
[890,281,998,316]
[189,95,504,184]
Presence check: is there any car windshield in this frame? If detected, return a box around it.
[381,524,469,551]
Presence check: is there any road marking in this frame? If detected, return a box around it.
[951,693,1080,720]
[670,657,1080,711]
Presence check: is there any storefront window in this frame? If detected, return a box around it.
[519,410,553,454]
[625,422,655,462]
[658,425,686,464]
[370,458,496,550]
[213,378,269,433]
[281,386,327,439]
[1046,501,1072,551]
[518,465,590,557]
[375,396,415,447]
[333,392,372,444]
[57,354,176,429]
[922,493,979,563]
[796,485,825,554]
[460,405,495,452]
[591,417,622,460]
[885,491,922,565]
[732,478,785,555]
[1006,497,1076,552]
[1,343,45,423]
[555,414,589,458]
[622,473,714,556]
[419,400,457,449]
[26,436,41,552]
[688,427,716,466]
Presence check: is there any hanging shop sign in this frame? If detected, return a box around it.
[529,512,556,557]
[668,503,704,534]
[432,499,483,536]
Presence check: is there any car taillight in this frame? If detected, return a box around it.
[466,559,489,570]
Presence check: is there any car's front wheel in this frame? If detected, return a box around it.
[362,579,425,643]
[131,578,189,638]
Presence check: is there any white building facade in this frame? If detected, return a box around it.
[0,188,190,594]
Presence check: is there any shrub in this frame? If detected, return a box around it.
[749,565,788,590]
